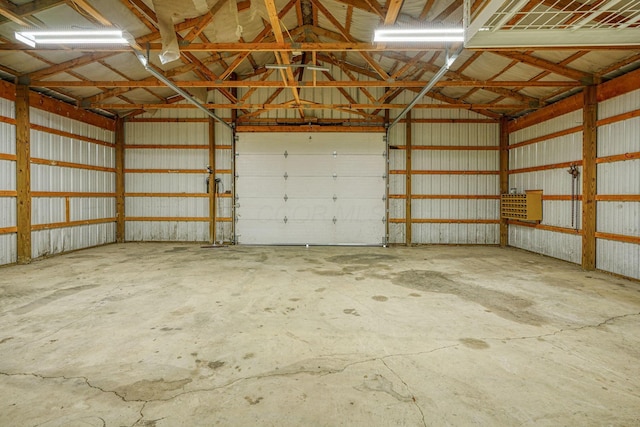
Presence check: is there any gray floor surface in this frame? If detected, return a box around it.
[1,243,639,426]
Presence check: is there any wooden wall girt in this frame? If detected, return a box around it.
[16,84,31,264]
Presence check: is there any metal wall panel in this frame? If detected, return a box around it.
[125,221,209,242]
[214,121,234,243]
[596,239,640,280]
[0,234,16,265]
[508,112,583,264]
[32,165,114,192]
[510,110,582,144]
[125,118,210,242]
[598,117,640,158]
[125,122,208,146]
[127,197,208,217]
[70,198,116,221]
[30,110,116,259]
[599,88,640,120]
[509,227,581,264]
[596,88,640,279]
[387,118,500,244]
[598,160,640,195]
[32,223,116,259]
[0,97,16,265]
[510,133,582,169]
[414,224,500,244]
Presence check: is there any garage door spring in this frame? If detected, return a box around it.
[568,164,580,230]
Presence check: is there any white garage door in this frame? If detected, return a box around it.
[236,132,386,245]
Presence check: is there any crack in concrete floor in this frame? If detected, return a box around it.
[3,309,638,426]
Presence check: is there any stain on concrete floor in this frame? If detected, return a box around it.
[391,269,546,326]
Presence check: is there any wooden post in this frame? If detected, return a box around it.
[16,84,31,264]
[405,111,412,246]
[115,117,125,243]
[499,117,509,247]
[208,117,216,244]
[582,85,597,270]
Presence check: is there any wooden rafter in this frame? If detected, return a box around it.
[384,0,404,25]
[264,0,304,118]
[335,0,385,18]
[0,0,33,25]
[39,80,581,88]
[183,0,230,42]
[0,0,64,25]
[496,51,592,82]
[66,0,112,26]
[311,0,390,80]
[418,0,437,20]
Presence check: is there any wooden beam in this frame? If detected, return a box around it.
[115,117,125,243]
[0,0,63,24]
[311,0,390,80]
[582,85,597,271]
[208,117,216,244]
[384,0,404,25]
[16,85,31,264]
[38,80,579,89]
[496,51,592,83]
[405,110,412,246]
[499,117,509,247]
[68,0,112,26]
[0,0,32,25]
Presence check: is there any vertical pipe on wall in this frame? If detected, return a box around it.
[16,84,31,264]
[208,117,216,244]
[499,117,509,247]
[582,85,597,270]
[405,111,412,246]
[115,117,125,243]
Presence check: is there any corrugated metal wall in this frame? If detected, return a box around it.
[596,88,640,279]
[509,110,583,263]
[30,108,116,258]
[387,96,500,244]
[124,107,210,242]
[0,96,16,265]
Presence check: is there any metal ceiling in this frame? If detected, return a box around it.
[0,0,638,122]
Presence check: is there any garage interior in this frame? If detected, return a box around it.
[0,0,639,425]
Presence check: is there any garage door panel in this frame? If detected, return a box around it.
[236,155,286,176]
[236,176,285,198]
[335,199,386,221]
[236,133,385,245]
[334,155,385,176]
[335,220,385,244]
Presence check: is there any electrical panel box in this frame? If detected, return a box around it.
[501,191,543,221]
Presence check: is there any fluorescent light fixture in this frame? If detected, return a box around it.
[15,30,128,46]
[265,64,329,72]
[373,28,464,42]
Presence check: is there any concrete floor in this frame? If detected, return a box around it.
[1,244,639,426]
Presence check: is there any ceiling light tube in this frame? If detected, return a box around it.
[265,64,329,72]
[15,29,128,46]
[374,28,464,42]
